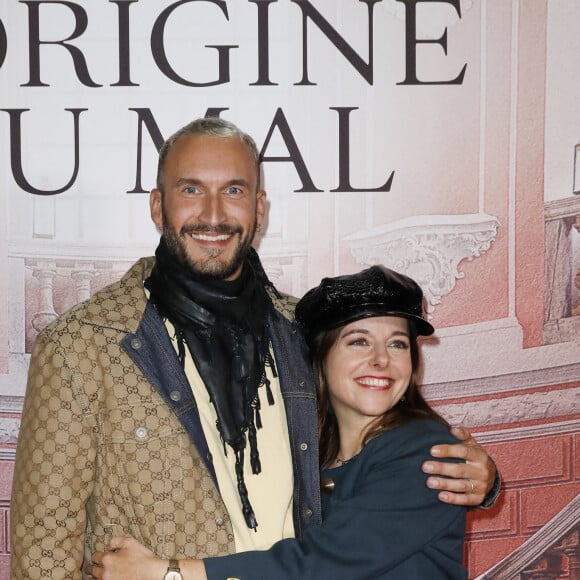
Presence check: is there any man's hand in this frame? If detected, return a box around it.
[422,426,496,507]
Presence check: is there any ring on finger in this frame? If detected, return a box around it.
[467,479,475,493]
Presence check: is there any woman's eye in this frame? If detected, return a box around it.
[388,340,409,350]
[347,338,368,347]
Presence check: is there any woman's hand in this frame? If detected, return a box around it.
[86,536,167,580]
[422,426,498,507]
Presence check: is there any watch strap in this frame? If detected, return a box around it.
[168,558,180,572]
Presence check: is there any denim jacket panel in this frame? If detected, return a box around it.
[267,307,322,537]
[121,300,218,483]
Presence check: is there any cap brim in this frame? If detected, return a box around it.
[310,305,434,337]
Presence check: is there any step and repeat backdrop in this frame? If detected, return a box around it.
[1,1,579,577]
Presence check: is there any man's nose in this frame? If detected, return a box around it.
[198,193,226,224]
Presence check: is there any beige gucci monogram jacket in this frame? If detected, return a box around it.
[10,258,237,579]
[11,256,321,580]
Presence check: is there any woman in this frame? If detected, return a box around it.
[90,266,467,579]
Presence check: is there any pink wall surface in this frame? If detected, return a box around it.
[1,1,579,578]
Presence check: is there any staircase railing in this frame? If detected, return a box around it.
[474,493,580,579]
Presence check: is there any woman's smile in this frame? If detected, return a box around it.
[355,376,394,390]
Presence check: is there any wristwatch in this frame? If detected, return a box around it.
[164,558,182,580]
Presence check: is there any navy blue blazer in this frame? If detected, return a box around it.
[205,418,467,579]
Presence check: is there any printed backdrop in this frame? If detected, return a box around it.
[0,1,579,578]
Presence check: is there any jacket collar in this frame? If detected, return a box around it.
[80,255,297,333]
[81,257,154,334]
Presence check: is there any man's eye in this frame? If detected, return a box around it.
[184,186,198,194]
[226,186,241,195]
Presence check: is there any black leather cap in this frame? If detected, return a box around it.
[296,266,434,342]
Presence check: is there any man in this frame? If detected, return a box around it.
[10,118,498,579]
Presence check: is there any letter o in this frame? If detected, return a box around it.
[0,19,6,69]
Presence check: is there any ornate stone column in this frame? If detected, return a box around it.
[31,262,58,332]
[71,264,96,303]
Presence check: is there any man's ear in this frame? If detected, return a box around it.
[150,189,163,233]
[256,189,267,227]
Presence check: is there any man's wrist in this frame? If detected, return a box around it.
[478,462,502,509]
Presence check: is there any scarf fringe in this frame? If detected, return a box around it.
[176,331,186,367]
[235,448,258,531]
[263,349,277,405]
[248,422,261,475]
[252,392,263,430]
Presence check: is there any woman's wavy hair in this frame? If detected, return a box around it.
[314,318,449,470]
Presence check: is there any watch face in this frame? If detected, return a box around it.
[164,572,182,580]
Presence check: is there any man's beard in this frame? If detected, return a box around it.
[161,209,257,280]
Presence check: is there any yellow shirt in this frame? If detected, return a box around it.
[167,322,295,552]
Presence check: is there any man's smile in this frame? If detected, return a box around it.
[189,232,232,242]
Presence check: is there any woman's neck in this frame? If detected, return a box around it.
[334,415,374,465]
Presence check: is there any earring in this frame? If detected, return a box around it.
[257,223,262,233]
[400,394,406,404]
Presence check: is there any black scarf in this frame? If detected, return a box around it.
[146,238,278,530]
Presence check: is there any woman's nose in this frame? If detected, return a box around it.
[371,346,389,367]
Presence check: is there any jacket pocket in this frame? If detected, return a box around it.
[92,403,193,541]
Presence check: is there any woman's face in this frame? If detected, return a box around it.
[324,316,413,430]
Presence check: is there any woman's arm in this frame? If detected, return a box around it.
[203,420,466,580]
[88,537,207,580]
[90,420,466,580]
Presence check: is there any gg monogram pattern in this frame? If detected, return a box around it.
[11,258,235,579]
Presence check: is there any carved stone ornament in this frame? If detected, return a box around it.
[344,213,500,314]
